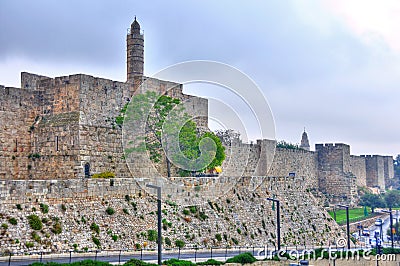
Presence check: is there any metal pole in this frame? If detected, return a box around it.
[69,251,72,263]
[119,250,122,265]
[210,247,213,259]
[346,207,350,250]
[8,253,11,266]
[333,207,336,221]
[390,208,394,249]
[277,200,281,251]
[157,192,162,264]
[338,205,350,250]
[397,211,399,243]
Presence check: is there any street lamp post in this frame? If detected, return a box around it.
[333,206,336,221]
[382,208,394,249]
[146,184,162,265]
[267,197,281,251]
[338,205,350,250]
[397,210,399,243]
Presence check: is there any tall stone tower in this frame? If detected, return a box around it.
[127,17,144,81]
[300,129,310,151]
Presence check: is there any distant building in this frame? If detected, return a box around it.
[300,129,310,151]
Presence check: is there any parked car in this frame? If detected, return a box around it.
[375,218,383,226]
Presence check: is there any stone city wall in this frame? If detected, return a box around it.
[0,176,344,254]
[364,155,385,190]
[350,155,367,187]
[315,144,356,204]
[268,147,318,188]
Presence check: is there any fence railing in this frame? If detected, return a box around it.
[1,243,400,265]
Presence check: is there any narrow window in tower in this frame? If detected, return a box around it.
[14,139,18,152]
[55,136,59,151]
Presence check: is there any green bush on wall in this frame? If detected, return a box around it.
[27,214,43,230]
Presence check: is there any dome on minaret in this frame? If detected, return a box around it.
[131,17,141,34]
[300,129,310,151]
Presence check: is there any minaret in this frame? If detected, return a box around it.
[127,17,144,81]
[300,128,310,151]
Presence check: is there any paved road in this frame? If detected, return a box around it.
[0,249,257,266]
[356,211,400,247]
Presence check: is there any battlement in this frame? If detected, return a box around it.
[315,143,350,150]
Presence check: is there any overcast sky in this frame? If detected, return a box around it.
[0,0,399,156]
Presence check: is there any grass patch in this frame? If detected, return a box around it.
[328,207,373,223]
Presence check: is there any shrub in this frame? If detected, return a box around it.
[112,235,118,242]
[25,242,34,248]
[165,237,172,246]
[189,206,197,213]
[197,259,223,265]
[31,231,41,243]
[125,258,158,266]
[231,237,239,245]
[182,209,190,215]
[123,208,130,215]
[40,203,49,214]
[92,236,101,248]
[162,259,195,266]
[8,218,17,225]
[16,204,22,210]
[237,228,241,234]
[106,207,115,215]
[92,171,115,179]
[175,239,185,248]
[226,253,257,264]
[90,222,100,234]
[199,212,208,220]
[61,204,67,212]
[125,195,131,202]
[1,223,8,229]
[135,243,141,250]
[28,214,43,230]
[52,221,62,234]
[147,229,157,242]
[215,233,222,242]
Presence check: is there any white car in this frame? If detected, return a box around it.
[375,218,383,226]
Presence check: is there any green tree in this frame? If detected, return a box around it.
[147,229,157,242]
[360,193,386,213]
[384,190,400,208]
[276,140,300,150]
[175,239,185,248]
[124,91,225,177]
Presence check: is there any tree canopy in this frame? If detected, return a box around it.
[123,91,225,177]
[359,193,386,213]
